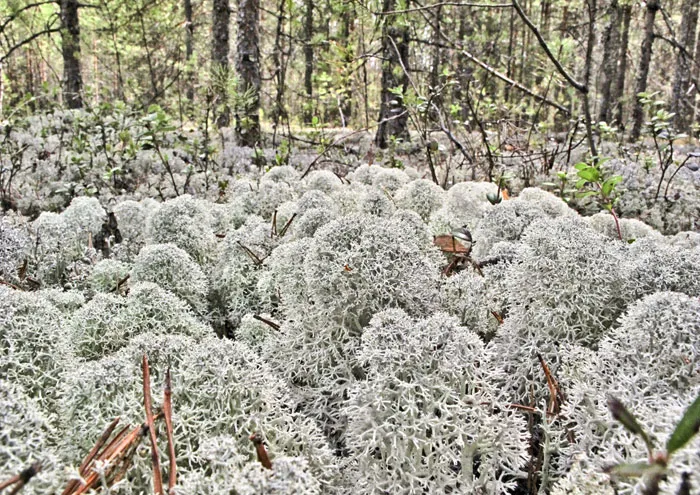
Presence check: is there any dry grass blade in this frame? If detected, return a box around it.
[236,241,263,265]
[0,463,42,494]
[249,432,272,470]
[62,417,121,495]
[253,314,280,331]
[271,209,278,237]
[163,368,177,495]
[142,354,164,495]
[537,353,564,416]
[278,213,296,237]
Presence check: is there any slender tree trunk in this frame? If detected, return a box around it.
[375,0,410,148]
[504,6,516,102]
[60,0,83,108]
[271,0,288,140]
[671,0,699,132]
[212,0,231,128]
[184,0,194,102]
[598,0,621,124]
[303,0,313,124]
[692,16,700,132]
[630,0,660,142]
[430,5,442,94]
[582,0,597,159]
[235,0,261,146]
[456,8,474,119]
[338,6,353,123]
[612,2,632,126]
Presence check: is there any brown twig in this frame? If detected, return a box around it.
[0,463,42,494]
[278,213,296,237]
[163,368,176,495]
[271,209,278,238]
[236,241,264,265]
[249,432,272,470]
[142,355,164,495]
[253,314,281,331]
[537,353,564,416]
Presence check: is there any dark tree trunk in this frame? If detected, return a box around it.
[375,0,410,149]
[455,8,474,119]
[60,0,83,108]
[338,6,353,124]
[430,5,442,94]
[184,0,194,102]
[212,0,231,128]
[303,0,313,124]
[671,0,699,132]
[235,0,261,146]
[598,0,621,124]
[630,0,660,141]
[612,2,632,126]
[692,16,700,131]
[271,0,288,139]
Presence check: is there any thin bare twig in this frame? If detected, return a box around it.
[142,355,164,495]
[376,1,511,15]
[253,314,281,331]
[0,463,42,494]
[163,368,176,495]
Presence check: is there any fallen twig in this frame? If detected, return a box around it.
[253,314,281,331]
[0,462,42,494]
[163,368,176,495]
[142,355,164,495]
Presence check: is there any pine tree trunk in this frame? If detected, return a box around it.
[235,0,261,146]
[611,2,632,126]
[303,0,314,124]
[630,0,660,142]
[211,0,231,128]
[691,16,700,132]
[671,0,699,132]
[375,0,410,148]
[598,0,621,124]
[184,0,194,102]
[60,0,83,109]
[338,7,353,124]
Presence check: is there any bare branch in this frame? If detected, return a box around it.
[375,2,511,15]
[512,0,587,93]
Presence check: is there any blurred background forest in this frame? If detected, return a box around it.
[1,0,700,189]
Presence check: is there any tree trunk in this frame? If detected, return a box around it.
[630,0,660,142]
[611,2,632,126]
[303,0,313,124]
[671,0,699,132]
[60,0,83,109]
[184,0,194,102]
[235,0,261,146]
[456,8,474,119]
[338,6,353,124]
[271,0,288,139]
[211,0,231,128]
[375,0,410,149]
[598,0,621,124]
[692,15,700,132]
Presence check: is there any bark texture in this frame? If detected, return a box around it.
[211,0,230,128]
[303,0,314,124]
[235,0,261,146]
[671,0,699,132]
[375,0,410,149]
[60,0,83,109]
[611,2,632,126]
[598,0,621,124]
[630,0,660,141]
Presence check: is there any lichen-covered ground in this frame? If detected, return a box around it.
[1,111,699,494]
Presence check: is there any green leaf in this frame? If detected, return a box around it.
[601,176,623,196]
[577,168,599,182]
[575,191,598,199]
[666,391,700,455]
[608,396,655,453]
[574,162,588,171]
